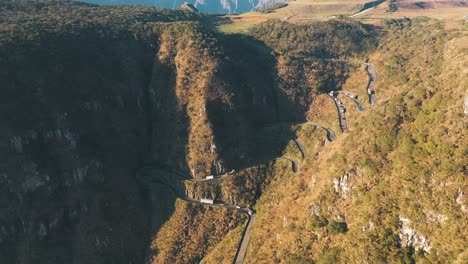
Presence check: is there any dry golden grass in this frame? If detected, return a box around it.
[218,0,369,32]
[241,18,468,263]
[217,0,468,33]
[200,212,247,264]
[307,94,342,134]
[362,0,468,19]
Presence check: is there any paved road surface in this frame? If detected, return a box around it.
[365,63,378,105]
[234,214,255,264]
[328,92,348,132]
[278,156,299,173]
[293,139,308,159]
[337,91,366,112]
[188,170,236,182]
[261,121,337,142]
[137,168,256,264]
[256,134,308,161]
[136,61,379,262]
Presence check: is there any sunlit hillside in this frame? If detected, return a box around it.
[0,0,466,263]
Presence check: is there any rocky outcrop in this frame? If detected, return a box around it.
[180,2,199,12]
[0,1,298,262]
[399,217,432,253]
[456,189,468,213]
[333,173,352,199]
[464,95,468,115]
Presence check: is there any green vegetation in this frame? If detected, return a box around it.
[246,17,466,263]
[1,1,466,263]
[387,0,399,13]
[328,221,348,235]
[248,19,378,59]
[310,215,329,230]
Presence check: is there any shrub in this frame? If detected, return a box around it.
[310,215,329,230]
[328,221,348,234]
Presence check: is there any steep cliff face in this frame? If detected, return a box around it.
[5,1,464,264]
[0,3,170,262]
[0,1,291,262]
[147,23,292,176]
[0,27,153,264]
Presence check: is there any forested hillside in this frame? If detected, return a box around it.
[0,0,466,263]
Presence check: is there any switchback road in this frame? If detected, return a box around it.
[137,60,379,264]
[261,122,337,142]
[137,167,255,264]
[278,156,299,173]
[188,170,236,182]
[337,90,366,112]
[234,213,255,264]
[365,63,378,105]
[328,92,348,132]
[256,133,308,161]
[293,139,308,159]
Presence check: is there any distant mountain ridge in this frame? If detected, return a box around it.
[78,0,288,13]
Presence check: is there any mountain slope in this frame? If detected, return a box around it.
[0,1,467,264]
[231,18,468,263]
[78,0,288,13]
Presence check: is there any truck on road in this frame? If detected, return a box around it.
[200,198,214,204]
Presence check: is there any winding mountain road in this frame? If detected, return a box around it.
[278,156,299,173]
[137,167,255,264]
[188,170,237,182]
[337,90,366,112]
[365,63,378,105]
[257,133,309,161]
[293,139,308,159]
[261,122,337,142]
[328,92,348,132]
[234,213,255,264]
[138,79,378,262]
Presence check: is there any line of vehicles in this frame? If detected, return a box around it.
[329,91,348,131]
[199,198,255,216]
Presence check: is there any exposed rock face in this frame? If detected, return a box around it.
[333,173,351,199]
[0,2,204,263]
[0,1,295,262]
[362,220,374,232]
[309,203,321,216]
[424,210,447,224]
[180,2,198,12]
[456,189,468,213]
[0,29,155,264]
[399,217,432,253]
